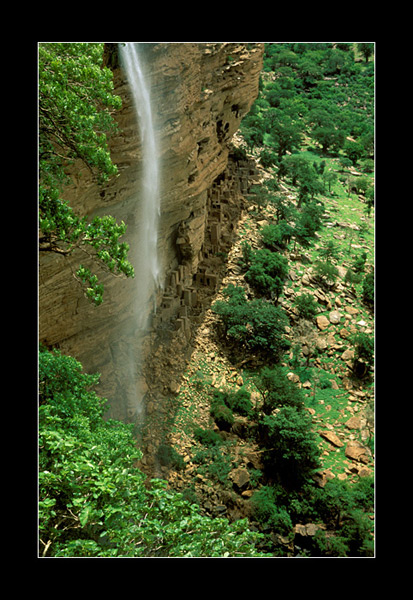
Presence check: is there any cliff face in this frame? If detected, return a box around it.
[38,42,264,420]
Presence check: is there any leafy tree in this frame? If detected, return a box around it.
[212,285,289,359]
[292,200,324,249]
[343,139,365,166]
[39,42,134,305]
[244,248,289,301]
[357,43,374,63]
[39,347,267,557]
[318,239,340,262]
[258,406,320,488]
[264,109,303,159]
[312,124,346,154]
[322,170,338,193]
[261,221,294,251]
[256,365,304,414]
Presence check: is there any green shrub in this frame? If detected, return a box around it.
[157,444,185,471]
[230,388,253,416]
[293,293,318,320]
[212,388,253,417]
[210,402,234,431]
[212,285,289,358]
[261,222,294,250]
[258,406,320,488]
[256,365,304,414]
[250,485,293,537]
[350,331,374,377]
[193,427,222,447]
[313,260,339,287]
[244,248,289,301]
[39,348,268,557]
[362,270,374,307]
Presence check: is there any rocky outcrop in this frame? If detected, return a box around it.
[38,42,264,421]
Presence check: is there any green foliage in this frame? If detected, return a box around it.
[350,332,374,377]
[293,293,318,320]
[313,260,339,288]
[362,270,374,307]
[261,222,294,251]
[244,248,289,301]
[193,427,222,447]
[212,285,289,359]
[318,240,340,263]
[38,347,267,557]
[39,42,134,304]
[156,444,186,471]
[210,401,235,431]
[258,406,320,488]
[343,139,365,166]
[212,389,253,417]
[313,477,374,556]
[256,365,304,414]
[193,445,233,486]
[251,486,293,537]
[292,200,324,249]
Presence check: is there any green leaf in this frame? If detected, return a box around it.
[79,505,92,527]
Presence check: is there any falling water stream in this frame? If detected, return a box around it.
[118,42,162,421]
[120,42,161,326]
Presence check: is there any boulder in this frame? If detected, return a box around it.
[294,523,323,537]
[329,310,341,324]
[316,336,328,351]
[341,348,355,361]
[345,416,362,430]
[345,440,370,463]
[229,467,250,492]
[316,315,330,331]
[320,430,344,448]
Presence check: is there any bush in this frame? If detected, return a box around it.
[212,285,290,359]
[350,332,374,377]
[229,388,253,416]
[251,486,293,537]
[362,270,374,307]
[193,427,222,447]
[256,365,304,414]
[293,293,318,320]
[244,248,289,301]
[258,406,320,488]
[213,388,253,417]
[261,222,294,251]
[313,259,339,287]
[157,444,186,471]
[210,401,234,431]
[39,348,268,557]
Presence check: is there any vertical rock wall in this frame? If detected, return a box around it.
[38,42,264,421]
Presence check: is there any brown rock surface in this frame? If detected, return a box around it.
[39,43,264,421]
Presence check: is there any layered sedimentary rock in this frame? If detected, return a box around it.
[38,42,264,421]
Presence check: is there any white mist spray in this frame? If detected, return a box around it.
[119,42,162,420]
[120,42,161,328]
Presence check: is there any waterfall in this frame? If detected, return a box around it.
[120,42,161,330]
[118,42,162,421]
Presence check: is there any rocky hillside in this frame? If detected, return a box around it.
[137,141,374,554]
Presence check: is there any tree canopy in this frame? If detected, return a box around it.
[39,43,134,305]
